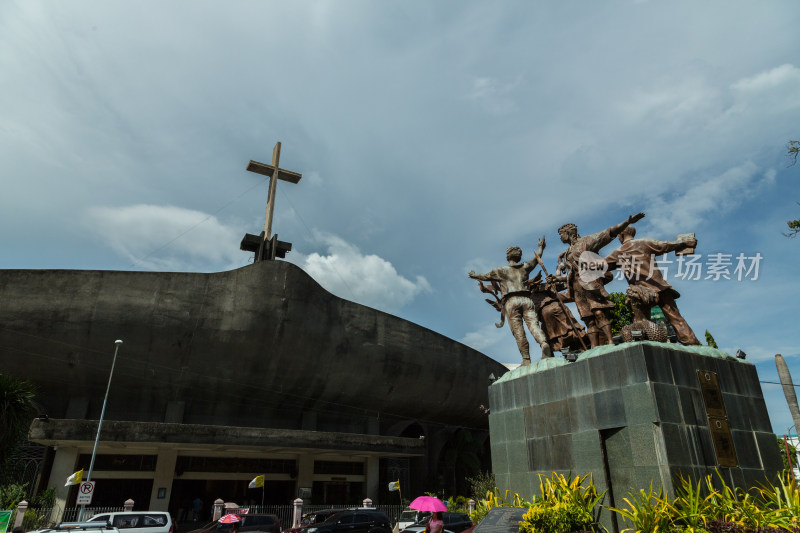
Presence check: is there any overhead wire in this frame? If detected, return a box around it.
[128,176,269,269]
[275,184,358,302]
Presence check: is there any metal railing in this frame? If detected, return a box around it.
[10,506,60,531]
[60,507,125,523]
[214,504,407,528]
[59,504,408,529]
[7,504,124,530]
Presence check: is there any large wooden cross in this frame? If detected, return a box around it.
[241,142,302,261]
[247,142,302,239]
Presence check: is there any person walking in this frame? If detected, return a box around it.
[426,512,443,533]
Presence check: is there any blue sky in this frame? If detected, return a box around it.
[1,1,799,433]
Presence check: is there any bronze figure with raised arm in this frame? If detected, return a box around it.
[469,237,554,365]
[551,213,645,347]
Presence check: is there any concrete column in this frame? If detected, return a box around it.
[468,500,475,514]
[296,453,314,501]
[292,498,303,528]
[148,448,178,512]
[365,457,379,504]
[49,446,80,524]
[14,501,28,528]
[124,499,134,511]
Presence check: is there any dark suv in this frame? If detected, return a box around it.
[306,510,391,533]
[284,510,342,533]
[187,515,281,533]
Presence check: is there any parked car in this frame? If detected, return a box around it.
[284,509,342,533]
[185,514,281,533]
[305,510,391,533]
[396,510,429,532]
[400,513,473,533]
[30,523,120,533]
[88,512,174,533]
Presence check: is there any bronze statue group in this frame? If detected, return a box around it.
[469,212,700,365]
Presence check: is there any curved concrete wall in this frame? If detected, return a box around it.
[0,261,507,433]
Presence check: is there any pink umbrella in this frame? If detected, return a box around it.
[409,496,447,512]
[218,514,242,524]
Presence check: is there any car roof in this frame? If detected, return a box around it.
[308,510,339,517]
[54,524,119,531]
[92,513,169,516]
[319,510,387,522]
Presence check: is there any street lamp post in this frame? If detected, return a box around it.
[77,339,123,521]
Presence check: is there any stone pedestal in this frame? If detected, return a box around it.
[489,342,781,531]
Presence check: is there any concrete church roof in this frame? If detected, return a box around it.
[1,260,508,434]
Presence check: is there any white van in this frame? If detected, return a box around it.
[87,512,174,533]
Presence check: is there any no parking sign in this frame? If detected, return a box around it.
[77,481,96,505]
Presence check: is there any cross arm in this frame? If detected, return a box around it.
[246,161,302,184]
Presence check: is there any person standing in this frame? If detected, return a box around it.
[192,497,203,522]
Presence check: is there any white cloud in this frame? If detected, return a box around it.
[305,170,324,186]
[645,162,775,235]
[295,232,431,313]
[617,77,721,129]
[731,64,800,93]
[465,76,522,115]
[721,344,798,364]
[460,322,508,353]
[84,204,244,272]
[725,63,800,119]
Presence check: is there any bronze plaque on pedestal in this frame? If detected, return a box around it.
[698,370,727,418]
[708,416,738,467]
[698,370,738,467]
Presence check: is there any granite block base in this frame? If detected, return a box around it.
[489,342,781,533]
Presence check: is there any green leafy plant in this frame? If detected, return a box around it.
[705,330,719,349]
[670,474,718,531]
[0,483,28,510]
[609,292,633,336]
[705,470,767,530]
[756,471,800,530]
[606,482,673,533]
[444,496,469,513]
[467,472,495,503]
[519,473,604,533]
[22,508,52,530]
[470,487,529,525]
[0,375,38,482]
[33,487,55,509]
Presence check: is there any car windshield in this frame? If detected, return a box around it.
[317,512,346,526]
[415,513,433,524]
[303,511,335,526]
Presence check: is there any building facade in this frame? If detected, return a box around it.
[1,260,507,515]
